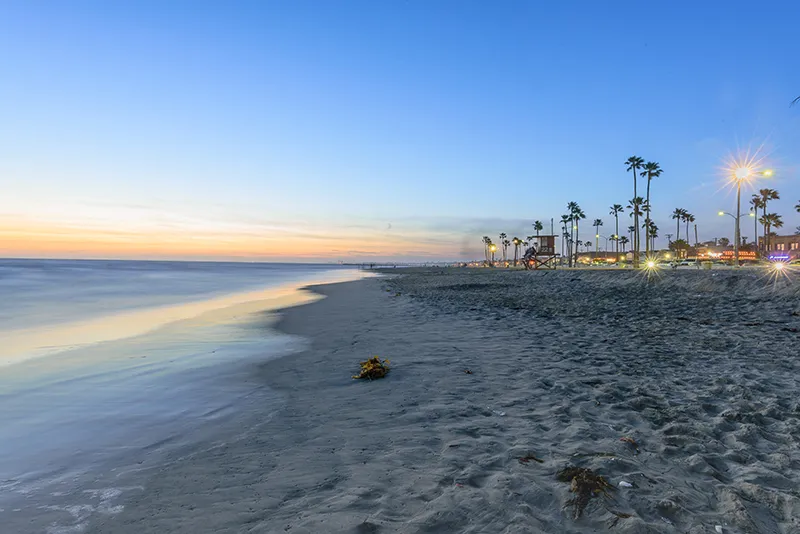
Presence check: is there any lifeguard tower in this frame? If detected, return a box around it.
[522,235,559,270]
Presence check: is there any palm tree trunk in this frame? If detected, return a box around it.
[569,221,574,268]
[676,219,680,242]
[574,221,580,267]
[633,170,639,268]
[614,215,619,259]
[645,177,651,255]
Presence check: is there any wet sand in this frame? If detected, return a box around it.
[85,268,800,533]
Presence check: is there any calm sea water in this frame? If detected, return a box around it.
[0,259,366,532]
[0,258,355,331]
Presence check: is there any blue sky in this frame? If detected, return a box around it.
[1,1,798,261]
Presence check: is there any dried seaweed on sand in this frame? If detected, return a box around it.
[352,356,390,380]
[557,466,612,518]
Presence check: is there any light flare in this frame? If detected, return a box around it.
[718,142,773,195]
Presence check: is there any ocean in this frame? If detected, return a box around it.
[0,259,367,532]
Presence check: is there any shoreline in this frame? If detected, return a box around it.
[79,268,800,533]
[0,271,370,534]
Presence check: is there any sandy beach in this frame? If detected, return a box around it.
[79,267,800,534]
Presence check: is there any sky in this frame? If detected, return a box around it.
[1,0,799,262]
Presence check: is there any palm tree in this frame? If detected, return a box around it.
[619,235,629,253]
[512,237,521,265]
[750,195,764,251]
[609,204,624,259]
[769,214,783,247]
[533,220,544,236]
[795,200,800,213]
[718,237,730,247]
[502,239,511,264]
[759,213,784,251]
[481,236,491,262]
[499,233,508,261]
[758,189,780,250]
[569,203,586,267]
[592,219,603,254]
[649,223,659,251]
[671,208,685,242]
[641,161,662,255]
[628,197,644,263]
[627,225,635,243]
[559,214,571,265]
[625,156,645,267]
[681,211,695,247]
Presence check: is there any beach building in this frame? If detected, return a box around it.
[759,234,800,260]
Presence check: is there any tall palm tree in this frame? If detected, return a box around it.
[625,156,645,267]
[641,161,663,255]
[627,225,635,243]
[759,213,784,251]
[609,204,624,259]
[482,236,492,263]
[681,211,695,246]
[627,197,644,263]
[671,208,685,242]
[750,195,765,252]
[569,203,586,267]
[758,189,780,250]
[648,223,659,251]
[503,239,511,263]
[499,233,508,261]
[619,236,629,253]
[512,237,521,265]
[533,220,544,236]
[641,220,651,250]
[593,219,603,254]
[559,214,571,264]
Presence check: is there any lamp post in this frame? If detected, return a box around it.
[726,168,772,267]
[596,234,610,253]
[718,210,756,266]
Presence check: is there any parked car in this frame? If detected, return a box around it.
[679,259,697,267]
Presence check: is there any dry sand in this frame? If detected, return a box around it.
[87,268,800,533]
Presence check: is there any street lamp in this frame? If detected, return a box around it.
[727,167,772,267]
[596,234,610,252]
[718,210,756,264]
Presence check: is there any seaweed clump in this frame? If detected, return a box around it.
[556,466,612,518]
[353,356,390,380]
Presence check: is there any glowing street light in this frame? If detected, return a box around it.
[726,164,773,267]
